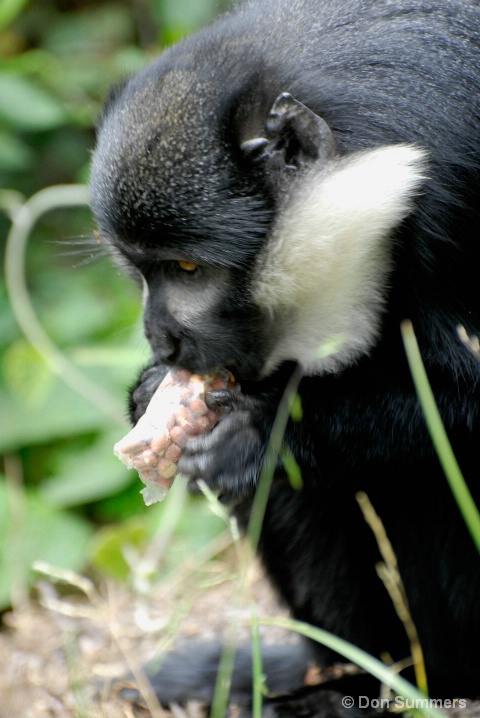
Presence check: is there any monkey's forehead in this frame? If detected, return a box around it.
[90,69,272,268]
[95,69,219,180]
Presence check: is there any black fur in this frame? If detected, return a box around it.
[91,0,480,715]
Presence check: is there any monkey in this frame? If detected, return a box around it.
[90,0,480,715]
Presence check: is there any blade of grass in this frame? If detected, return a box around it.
[251,604,266,718]
[211,641,238,718]
[210,365,304,715]
[247,364,304,551]
[356,491,428,695]
[261,616,446,718]
[401,320,480,553]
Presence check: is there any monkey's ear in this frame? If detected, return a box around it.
[241,93,335,176]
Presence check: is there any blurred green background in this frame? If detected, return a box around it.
[0,0,230,611]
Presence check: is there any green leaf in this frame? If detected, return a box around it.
[0,478,92,610]
[89,492,224,582]
[281,446,304,490]
[289,393,303,422]
[42,5,134,55]
[41,431,133,508]
[3,339,53,405]
[0,130,33,171]
[0,379,124,453]
[88,517,149,581]
[0,0,30,33]
[156,0,219,40]
[0,73,69,131]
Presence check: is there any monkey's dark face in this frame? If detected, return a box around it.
[138,258,275,381]
[91,60,279,382]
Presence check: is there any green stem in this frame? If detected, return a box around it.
[4,184,126,424]
[401,320,480,553]
[261,616,446,718]
[247,364,304,551]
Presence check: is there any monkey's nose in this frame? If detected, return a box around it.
[144,322,179,364]
[155,333,180,365]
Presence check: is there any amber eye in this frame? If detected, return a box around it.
[177,260,198,273]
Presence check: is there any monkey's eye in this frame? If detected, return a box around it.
[177,260,198,273]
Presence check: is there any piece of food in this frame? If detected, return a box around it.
[114,369,234,505]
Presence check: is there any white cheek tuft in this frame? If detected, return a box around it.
[166,280,225,328]
[254,144,428,375]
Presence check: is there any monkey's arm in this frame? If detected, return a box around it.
[177,360,480,500]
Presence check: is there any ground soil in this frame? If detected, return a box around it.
[0,539,295,718]
[0,537,478,718]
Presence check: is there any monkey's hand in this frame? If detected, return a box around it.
[178,387,274,502]
[129,363,170,424]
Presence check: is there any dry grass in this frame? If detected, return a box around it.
[0,538,293,718]
[0,531,478,718]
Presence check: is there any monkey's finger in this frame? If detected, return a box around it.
[205,389,257,412]
[181,412,253,457]
[204,389,233,411]
[180,418,262,502]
